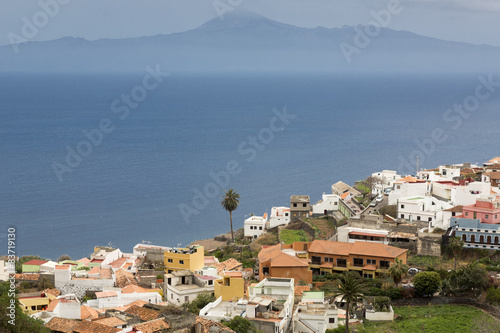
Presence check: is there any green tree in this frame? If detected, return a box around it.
[442,262,489,297]
[57,254,71,262]
[0,281,50,332]
[448,237,464,271]
[183,293,215,314]
[332,272,368,333]
[15,255,42,273]
[388,258,408,286]
[221,189,240,242]
[414,271,441,297]
[221,316,259,333]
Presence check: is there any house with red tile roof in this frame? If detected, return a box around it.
[258,244,312,284]
[307,240,408,278]
[22,259,48,273]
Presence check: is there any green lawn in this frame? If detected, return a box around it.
[280,229,309,244]
[407,255,442,269]
[360,305,500,333]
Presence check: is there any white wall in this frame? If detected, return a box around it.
[268,207,291,228]
[312,194,340,215]
[244,215,267,238]
[389,182,429,205]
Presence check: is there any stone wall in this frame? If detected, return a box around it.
[417,231,442,256]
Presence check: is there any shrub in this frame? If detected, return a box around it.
[486,287,500,305]
[414,271,441,297]
[326,325,346,333]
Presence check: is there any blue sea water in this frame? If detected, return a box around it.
[1,72,499,259]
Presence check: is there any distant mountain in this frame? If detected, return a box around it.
[1,11,499,74]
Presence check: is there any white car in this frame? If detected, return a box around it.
[376,194,383,202]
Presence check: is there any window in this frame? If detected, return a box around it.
[168,270,173,274]
[465,212,469,216]
[259,227,263,230]
[185,296,189,303]
[397,185,401,189]
[401,204,405,209]
[179,260,184,264]
[285,213,289,216]
[462,234,467,242]
[480,235,485,243]
[353,258,363,267]
[486,215,489,219]
[208,280,213,285]
[401,214,404,218]
[334,202,338,205]
[167,278,171,285]
[167,259,173,263]
[363,273,373,278]
[428,217,432,222]
[380,260,390,268]
[329,318,335,324]
[337,258,347,267]
[263,267,270,276]
[303,203,307,207]
[293,203,297,207]
[325,257,334,263]
[366,259,376,265]
[417,216,421,221]
[311,256,322,265]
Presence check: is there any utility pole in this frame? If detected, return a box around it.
[416,156,419,176]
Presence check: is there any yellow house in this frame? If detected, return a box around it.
[19,295,50,315]
[164,245,204,273]
[214,272,245,301]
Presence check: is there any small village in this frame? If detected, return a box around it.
[3,156,500,333]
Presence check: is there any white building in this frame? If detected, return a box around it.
[337,226,389,244]
[86,286,162,309]
[388,176,431,205]
[293,291,338,333]
[54,265,115,299]
[268,207,291,228]
[397,196,453,228]
[0,260,9,281]
[244,213,268,239]
[164,270,215,306]
[438,165,461,180]
[40,261,58,273]
[371,170,401,195]
[312,194,340,216]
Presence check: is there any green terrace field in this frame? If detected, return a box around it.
[279,229,309,244]
[360,305,500,333]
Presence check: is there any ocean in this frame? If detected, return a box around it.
[1,72,499,259]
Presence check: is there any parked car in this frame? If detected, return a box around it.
[408,267,420,275]
[376,194,383,202]
[384,188,392,195]
[370,200,377,207]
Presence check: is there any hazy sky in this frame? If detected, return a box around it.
[1,0,500,46]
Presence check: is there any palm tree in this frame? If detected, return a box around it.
[448,237,464,271]
[220,189,240,242]
[332,272,367,333]
[389,258,409,286]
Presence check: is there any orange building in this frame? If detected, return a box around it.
[307,240,408,278]
[258,244,312,284]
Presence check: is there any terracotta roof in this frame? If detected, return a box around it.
[363,264,377,271]
[100,268,112,279]
[461,168,477,175]
[488,157,500,163]
[133,318,170,333]
[350,241,408,258]
[340,192,350,200]
[15,273,40,281]
[397,176,420,183]
[196,316,236,333]
[96,291,117,298]
[204,256,218,265]
[215,258,242,275]
[77,258,91,264]
[23,259,47,266]
[94,316,127,327]
[81,305,100,320]
[320,262,334,269]
[309,240,351,256]
[121,284,152,294]
[223,271,243,278]
[115,268,139,288]
[445,205,464,212]
[109,257,127,268]
[487,172,500,179]
[56,265,71,270]
[258,244,309,268]
[46,299,59,312]
[309,240,407,259]
[45,317,79,333]
[88,266,100,275]
[44,288,61,298]
[294,285,310,296]
[72,320,121,333]
[124,305,162,322]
